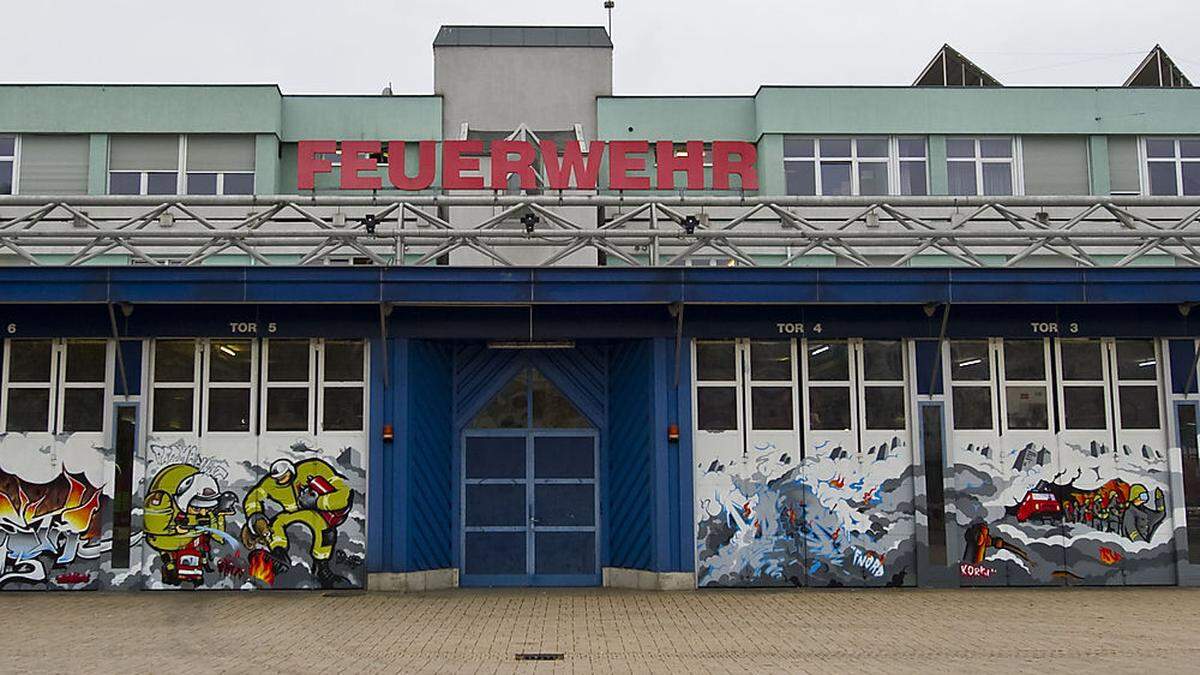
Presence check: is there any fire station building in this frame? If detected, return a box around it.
[1,27,1200,591]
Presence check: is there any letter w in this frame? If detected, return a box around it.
[542,141,605,190]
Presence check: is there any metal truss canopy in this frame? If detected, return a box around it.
[1,195,1200,268]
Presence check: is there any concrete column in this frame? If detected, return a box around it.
[1088,135,1111,196]
[254,133,280,195]
[757,134,784,195]
[928,135,948,195]
[87,134,108,195]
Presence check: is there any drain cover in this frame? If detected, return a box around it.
[514,653,565,661]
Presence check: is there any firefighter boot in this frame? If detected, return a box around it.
[268,546,291,573]
[314,559,348,589]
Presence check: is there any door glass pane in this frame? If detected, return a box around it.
[267,340,310,381]
[465,484,525,527]
[1060,341,1103,380]
[696,342,736,381]
[471,370,528,429]
[808,341,848,381]
[466,436,526,479]
[952,387,992,429]
[820,162,852,196]
[62,388,103,433]
[751,386,794,430]
[535,532,595,575]
[6,389,50,432]
[809,387,850,430]
[865,386,905,430]
[950,341,989,381]
[324,341,364,381]
[534,436,593,479]
[152,388,193,432]
[531,369,589,429]
[697,387,737,431]
[154,340,195,383]
[9,340,52,382]
[1177,404,1200,563]
[65,341,107,382]
[111,407,136,569]
[921,406,947,566]
[535,485,595,527]
[863,341,903,380]
[465,532,525,575]
[1063,386,1107,429]
[207,388,250,432]
[322,386,363,431]
[1004,340,1045,380]
[1119,386,1160,429]
[1116,340,1157,380]
[749,341,791,380]
[265,387,308,431]
[1006,386,1048,430]
[210,341,251,382]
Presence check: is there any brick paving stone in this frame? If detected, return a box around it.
[1,587,1198,673]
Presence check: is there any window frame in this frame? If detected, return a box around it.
[318,339,368,433]
[1,338,112,434]
[1141,137,1200,196]
[998,338,1053,433]
[858,339,908,432]
[0,134,19,196]
[745,340,797,433]
[109,134,257,196]
[149,338,202,434]
[57,339,113,434]
[692,339,743,434]
[1054,338,1110,432]
[803,339,856,432]
[782,136,929,197]
[202,339,259,435]
[261,338,318,435]
[945,136,1024,197]
[948,339,997,431]
[1111,339,1163,431]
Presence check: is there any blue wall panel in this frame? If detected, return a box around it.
[406,340,454,571]
[606,340,654,570]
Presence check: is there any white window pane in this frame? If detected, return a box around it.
[820,162,852,196]
[0,136,14,156]
[1182,163,1200,196]
[146,172,177,195]
[186,172,218,195]
[898,138,926,158]
[223,173,254,195]
[1181,140,1200,158]
[979,139,1012,158]
[981,163,1013,196]
[1145,138,1176,159]
[856,138,888,158]
[785,161,816,196]
[947,162,977,196]
[109,172,140,195]
[946,139,975,158]
[858,162,888,196]
[819,138,852,158]
[783,137,813,158]
[1148,162,1178,196]
[900,161,927,195]
[0,161,11,195]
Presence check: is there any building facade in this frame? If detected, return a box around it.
[1,28,1200,591]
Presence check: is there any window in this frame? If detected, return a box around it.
[1115,340,1160,430]
[950,340,992,430]
[264,339,312,432]
[1002,339,1049,430]
[862,341,906,430]
[695,341,738,432]
[0,135,16,195]
[3,339,109,433]
[1058,340,1107,430]
[321,340,365,431]
[109,134,180,195]
[807,341,852,430]
[947,137,1017,196]
[206,340,254,432]
[748,341,794,431]
[185,135,256,195]
[152,339,199,432]
[1144,138,1200,196]
[783,136,927,196]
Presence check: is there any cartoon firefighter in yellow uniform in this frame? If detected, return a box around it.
[240,457,352,588]
[143,463,238,587]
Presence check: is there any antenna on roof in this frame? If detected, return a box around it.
[381,81,393,96]
[604,1,615,39]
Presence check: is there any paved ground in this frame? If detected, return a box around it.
[4,587,1198,673]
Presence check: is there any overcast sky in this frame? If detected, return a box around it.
[5,0,1198,94]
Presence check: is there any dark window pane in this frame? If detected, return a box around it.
[1145,139,1176,159]
[266,387,308,431]
[950,341,989,381]
[186,172,218,195]
[154,340,195,383]
[207,388,250,432]
[785,161,815,196]
[66,341,107,382]
[751,386,794,430]
[464,532,525,576]
[534,436,594,479]
[1183,163,1200,196]
[223,173,255,195]
[898,138,926,158]
[0,137,13,156]
[946,139,975,158]
[1148,162,1178,196]
[1116,340,1157,380]
[1060,341,1103,380]
[8,340,52,383]
[1004,340,1045,381]
[1006,386,1048,430]
[6,388,50,432]
[535,532,595,575]
[531,369,589,429]
[921,405,947,566]
[152,388,193,432]
[62,388,104,432]
[783,137,813,158]
[865,386,905,430]
[324,341,364,381]
[952,387,993,430]
[1064,385,1107,429]
[808,341,849,381]
[322,386,363,431]
[1119,386,1160,429]
[696,342,736,381]
[749,341,791,381]
[1180,140,1200,158]
[900,161,927,196]
[0,161,12,195]
[982,163,1013,196]
[267,340,310,382]
[465,485,525,527]
[697,386,737,431]
[980,139,1012,158]
[466,436,526,480]
[947,162,977,196]
[858,161,888,195]
[809,387,850,430]
[863,341,903,381]
[820,161,852,196]
[146,172,177,195]
[471,371,528,429]
[535,484,595,526]
[209,341,252,382]
[819,138,852,157]
[108,172,140,195]
[856,138,888,158]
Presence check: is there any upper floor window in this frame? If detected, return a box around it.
[109,134,255,196]
[109,134,180,195]
[1145,138,1200,196]
[0,135,16,195]
[185,135,255,195]
[783,137,927,196]
[947,137,1017,196]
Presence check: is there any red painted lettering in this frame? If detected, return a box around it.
[297,140,337,190]
[712,141,759,191]
[656,140,706,190]
[387,141,437,191]
[608,141,651,191]
[542,141,605,191]
[490,140,539,191]
[441,140,484,190]
[340,140,382,190]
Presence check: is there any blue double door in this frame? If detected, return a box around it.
[461,431,600,586]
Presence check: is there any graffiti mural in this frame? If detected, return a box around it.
[696,437,916,587]
[0,469,107,589]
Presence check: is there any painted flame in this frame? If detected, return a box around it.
[61,489,101,534]
[0,471,102,536]
[1098,547,1124,566]
[248,549,276,587]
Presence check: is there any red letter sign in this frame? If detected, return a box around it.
[387,141,436,190]
[608,141,651,191]
[542,141,605,190]
[656,140,706,190]
[340,140,382,190]
[441,140,485,190]
[712,141,758,191]
[297,140,336,190]
[490,140,538,191]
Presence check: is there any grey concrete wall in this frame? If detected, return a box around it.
[434,46,612,139]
